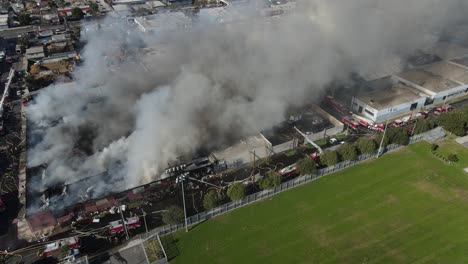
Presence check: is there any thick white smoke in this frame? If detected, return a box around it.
[27,0,468,198]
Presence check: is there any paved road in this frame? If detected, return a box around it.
[0,22,81,39]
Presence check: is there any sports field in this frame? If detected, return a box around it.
[164,140,468,264]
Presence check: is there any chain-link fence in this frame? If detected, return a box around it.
[140,233,168,264]
[155,127,445,238]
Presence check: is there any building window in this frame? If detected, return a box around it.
[365,109,374,116]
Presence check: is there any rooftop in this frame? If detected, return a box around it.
[421,61,468,85]
[135,12,191,32]
[262,107,332,146]
[397,68,460,93]
[25,46,45,60]
[358,77,426,110]
[426,42,468,61]
[27,210,56,232]
[451,56,468,69]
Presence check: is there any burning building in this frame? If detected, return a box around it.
[23,0,468,238]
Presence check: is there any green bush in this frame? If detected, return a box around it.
[438,111,467,136]
[448,154,459,162]
[162,206,184,225]
[431,144,439,151]
[355,137,378,154]
[320,150,339,167]
[227,182,246,201]
[259,170,282,190]
[296,157,316,175]
[337,143,358,161]
[203,190,220,210]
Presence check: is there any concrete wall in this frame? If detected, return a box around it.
[272,139,298,154]
[432,85,468,104]
[374,96,427,122]
[303,104,344,142]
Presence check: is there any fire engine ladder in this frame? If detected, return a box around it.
[0,68,15,118]
[294,126,323,154]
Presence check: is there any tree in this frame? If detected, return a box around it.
[18,11,31,26]
[227,182,245,201]
[337,143,358,161]
[438,111,467,136]
[71,7,85,20]
[259,170,281,190]
[89,1,99,14]
[448,154,459,162]
[320,150,339,167]
[296,157,316,175]
[413,120,436,135]
[162,206,184,225]
[386,128,409,145]
[375,133,390,148]
[430,144,439,151]
[355,137,378,154]
[203,190,220,210]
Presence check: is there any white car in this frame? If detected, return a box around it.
[329,138,345,145]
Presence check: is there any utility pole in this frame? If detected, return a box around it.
[180,180,188,232]
[377,120,390,158]
[251,149,256,183]
[141,209,148,234]
[176,173,189,232]
[410,118,419,137]
[119,204,129,240]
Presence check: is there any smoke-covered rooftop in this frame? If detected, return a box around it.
[357,77,426,110]
[25,0,468,213]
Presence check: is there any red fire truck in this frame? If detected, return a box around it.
[341,117,359,130]
[126,216,141,229]
[109,217,141,235]
[43,237,80,257]
[434,105,454,115]
[369,124,386,132]
[109,220,124,235]
[391,119,405,128]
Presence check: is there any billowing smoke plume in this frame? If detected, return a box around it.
[27,0,468,199]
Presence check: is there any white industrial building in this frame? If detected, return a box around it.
[351,77,429,122]
[352,58,468,123]
[396,60,468,104]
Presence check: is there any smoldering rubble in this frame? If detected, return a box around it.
[26,0,468,204]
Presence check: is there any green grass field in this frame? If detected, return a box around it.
[164,139,468,264]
